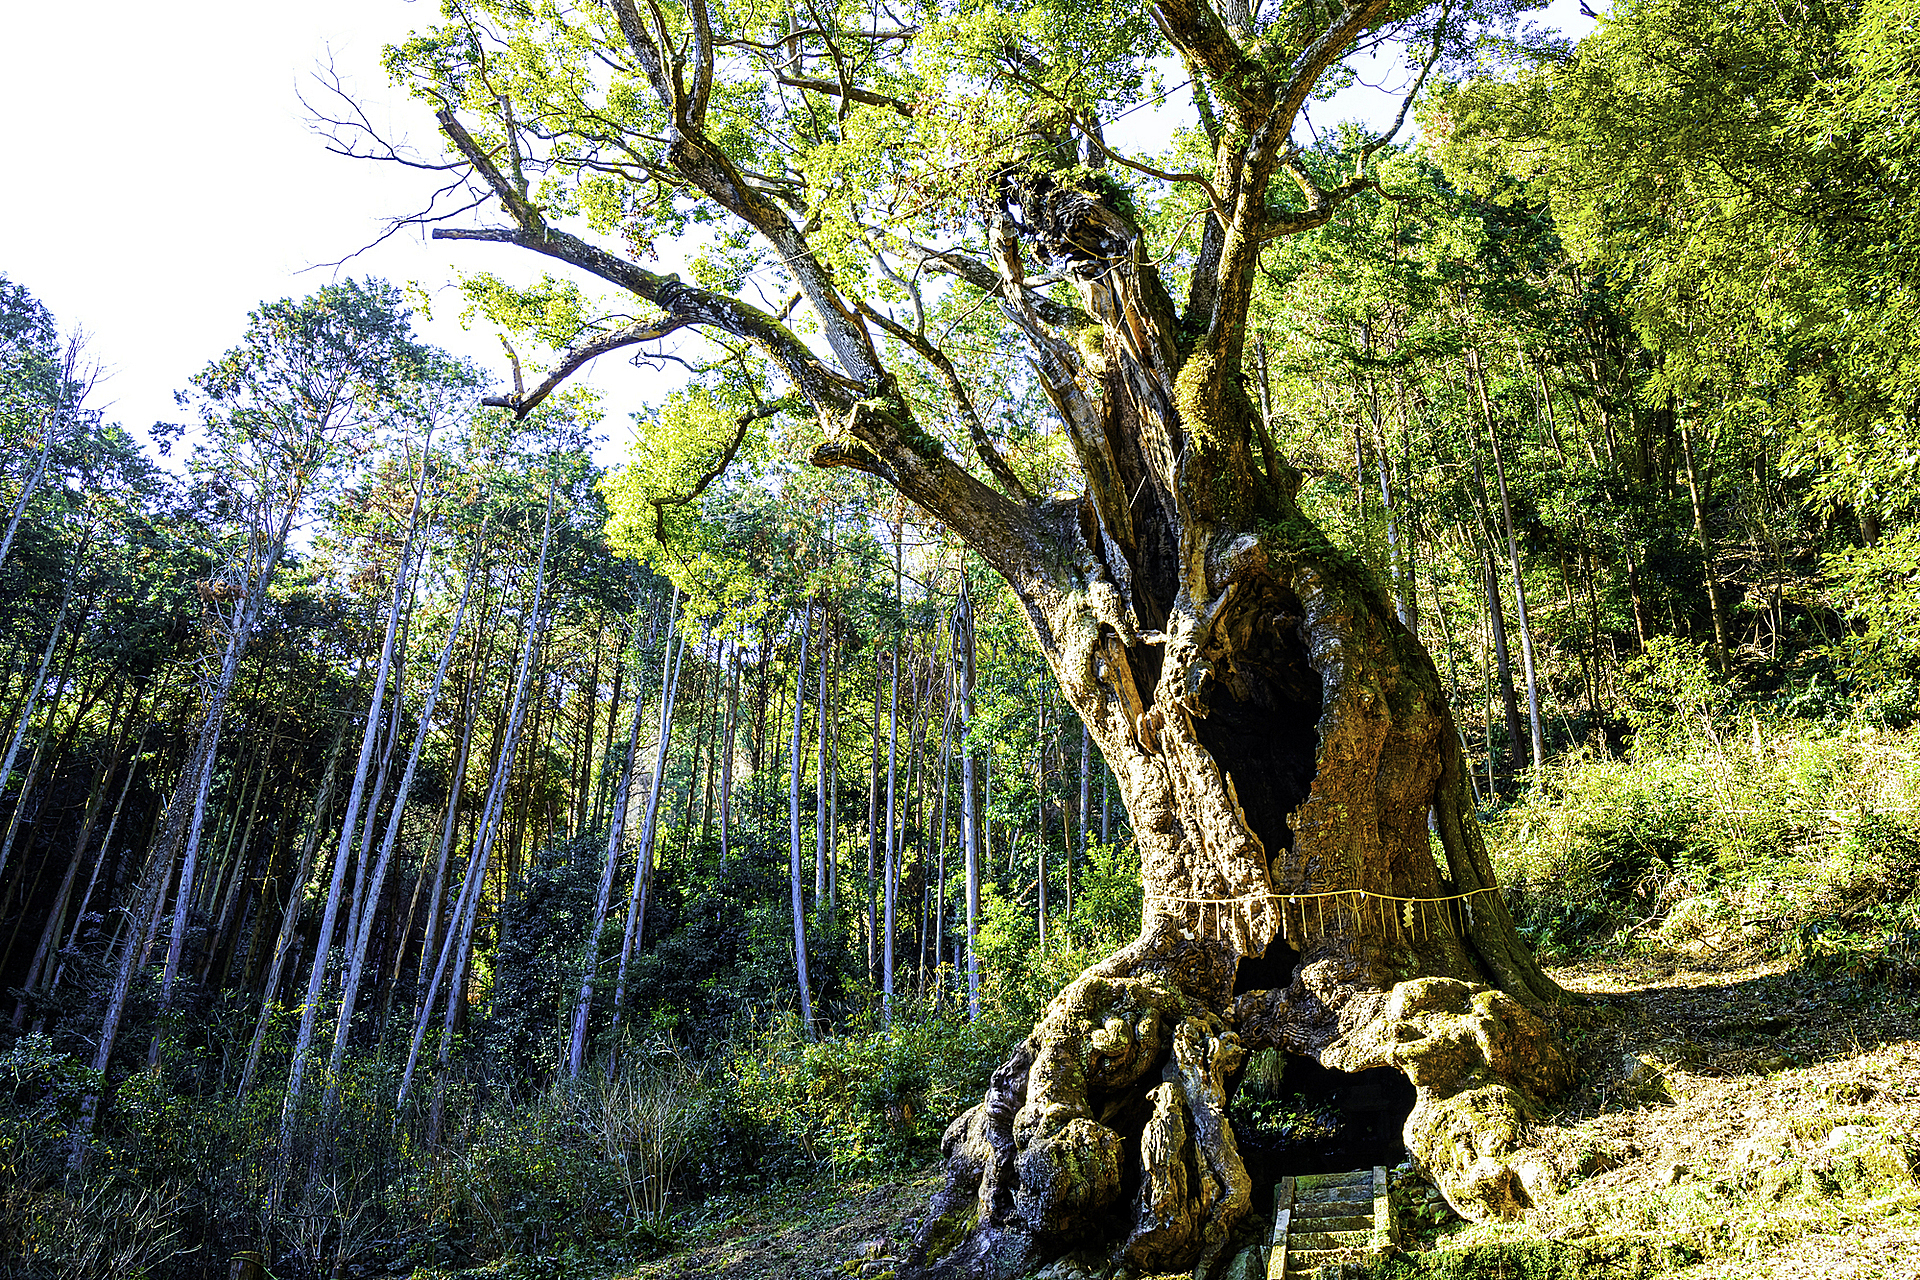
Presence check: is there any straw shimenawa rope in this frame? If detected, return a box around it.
[1143,885,1503,945]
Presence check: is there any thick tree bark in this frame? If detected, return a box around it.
[885,175,1571,1276]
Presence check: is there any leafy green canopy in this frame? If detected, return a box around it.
[1431,0,1920,524]
[376,0,1550,560]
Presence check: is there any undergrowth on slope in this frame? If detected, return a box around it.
[1487,640,1920,981]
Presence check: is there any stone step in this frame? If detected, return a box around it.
[1293,1194,1371,1213]
[1293,1191,1372,1210]
[1292,1229,1372,1251]
[1289,1212,1372,1233]
[1293,1204,1371,1225]
[1270,1165,1392,1279]
[1294,1181,1371,1199]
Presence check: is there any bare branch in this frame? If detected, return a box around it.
[776,74,914,117]
[434,224,861,412]
[437,109,547,230]
[905,243,1088,327]
[857,300,1036,505]
[482,316,693,418]
[1359,3,1451,165]
[1073,126,1225,216]
[719,26,919,51]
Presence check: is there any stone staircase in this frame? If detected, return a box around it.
[1266,1167,1391,1278]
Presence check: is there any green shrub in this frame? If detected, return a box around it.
[725,1002,1018,1178]
[1486,703,1920,964]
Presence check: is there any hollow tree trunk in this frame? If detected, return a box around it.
[894,181,1570,1280]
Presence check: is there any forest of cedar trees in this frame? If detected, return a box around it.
[5,0,1920,1275]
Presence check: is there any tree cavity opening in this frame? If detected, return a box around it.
[1231,1049,1415,1185]
[1193,586,1322,856]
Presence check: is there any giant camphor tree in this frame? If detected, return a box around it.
[357,0,1572,1270]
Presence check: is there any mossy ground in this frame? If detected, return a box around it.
[616,1170,944,1280]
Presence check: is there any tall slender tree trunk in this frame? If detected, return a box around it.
[82,476,303,1141]
[955,583,981,1023]
[0,695,65,908]
[884,637,901,1024]
[398,476,556,1114]
[237,721,349,1099]
[718,638,739,866]
[932,667,955,999]
[594,652,627,836]
[39,724,150,1033]
[815,606,830,912]
[567,581,651,1077]
[867,650,881,985]
[1464,437,1525,789]
[1076,723,1089,918]
[1035,692,1048,951]
[155,502,302,1007]
[13,793,93,1024]
[606,584,684,1064]
[0,377,73,577]
[1471,350,1546,774]
[1677,409,1730,667]
[788,603,816,1035]
[283,454,431,1128]
[415,659,482,1006]
[828,633,840,916]
[0,581,74,883]
[325,501,482,1117]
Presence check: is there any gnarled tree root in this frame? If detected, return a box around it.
[907,971,1570,1279]
[1327,976,1573,1223]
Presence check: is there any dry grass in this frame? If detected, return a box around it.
[1414,954,1920,1278]
[614,1169,941,1280]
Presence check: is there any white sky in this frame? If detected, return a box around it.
[0,0,1596,466]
